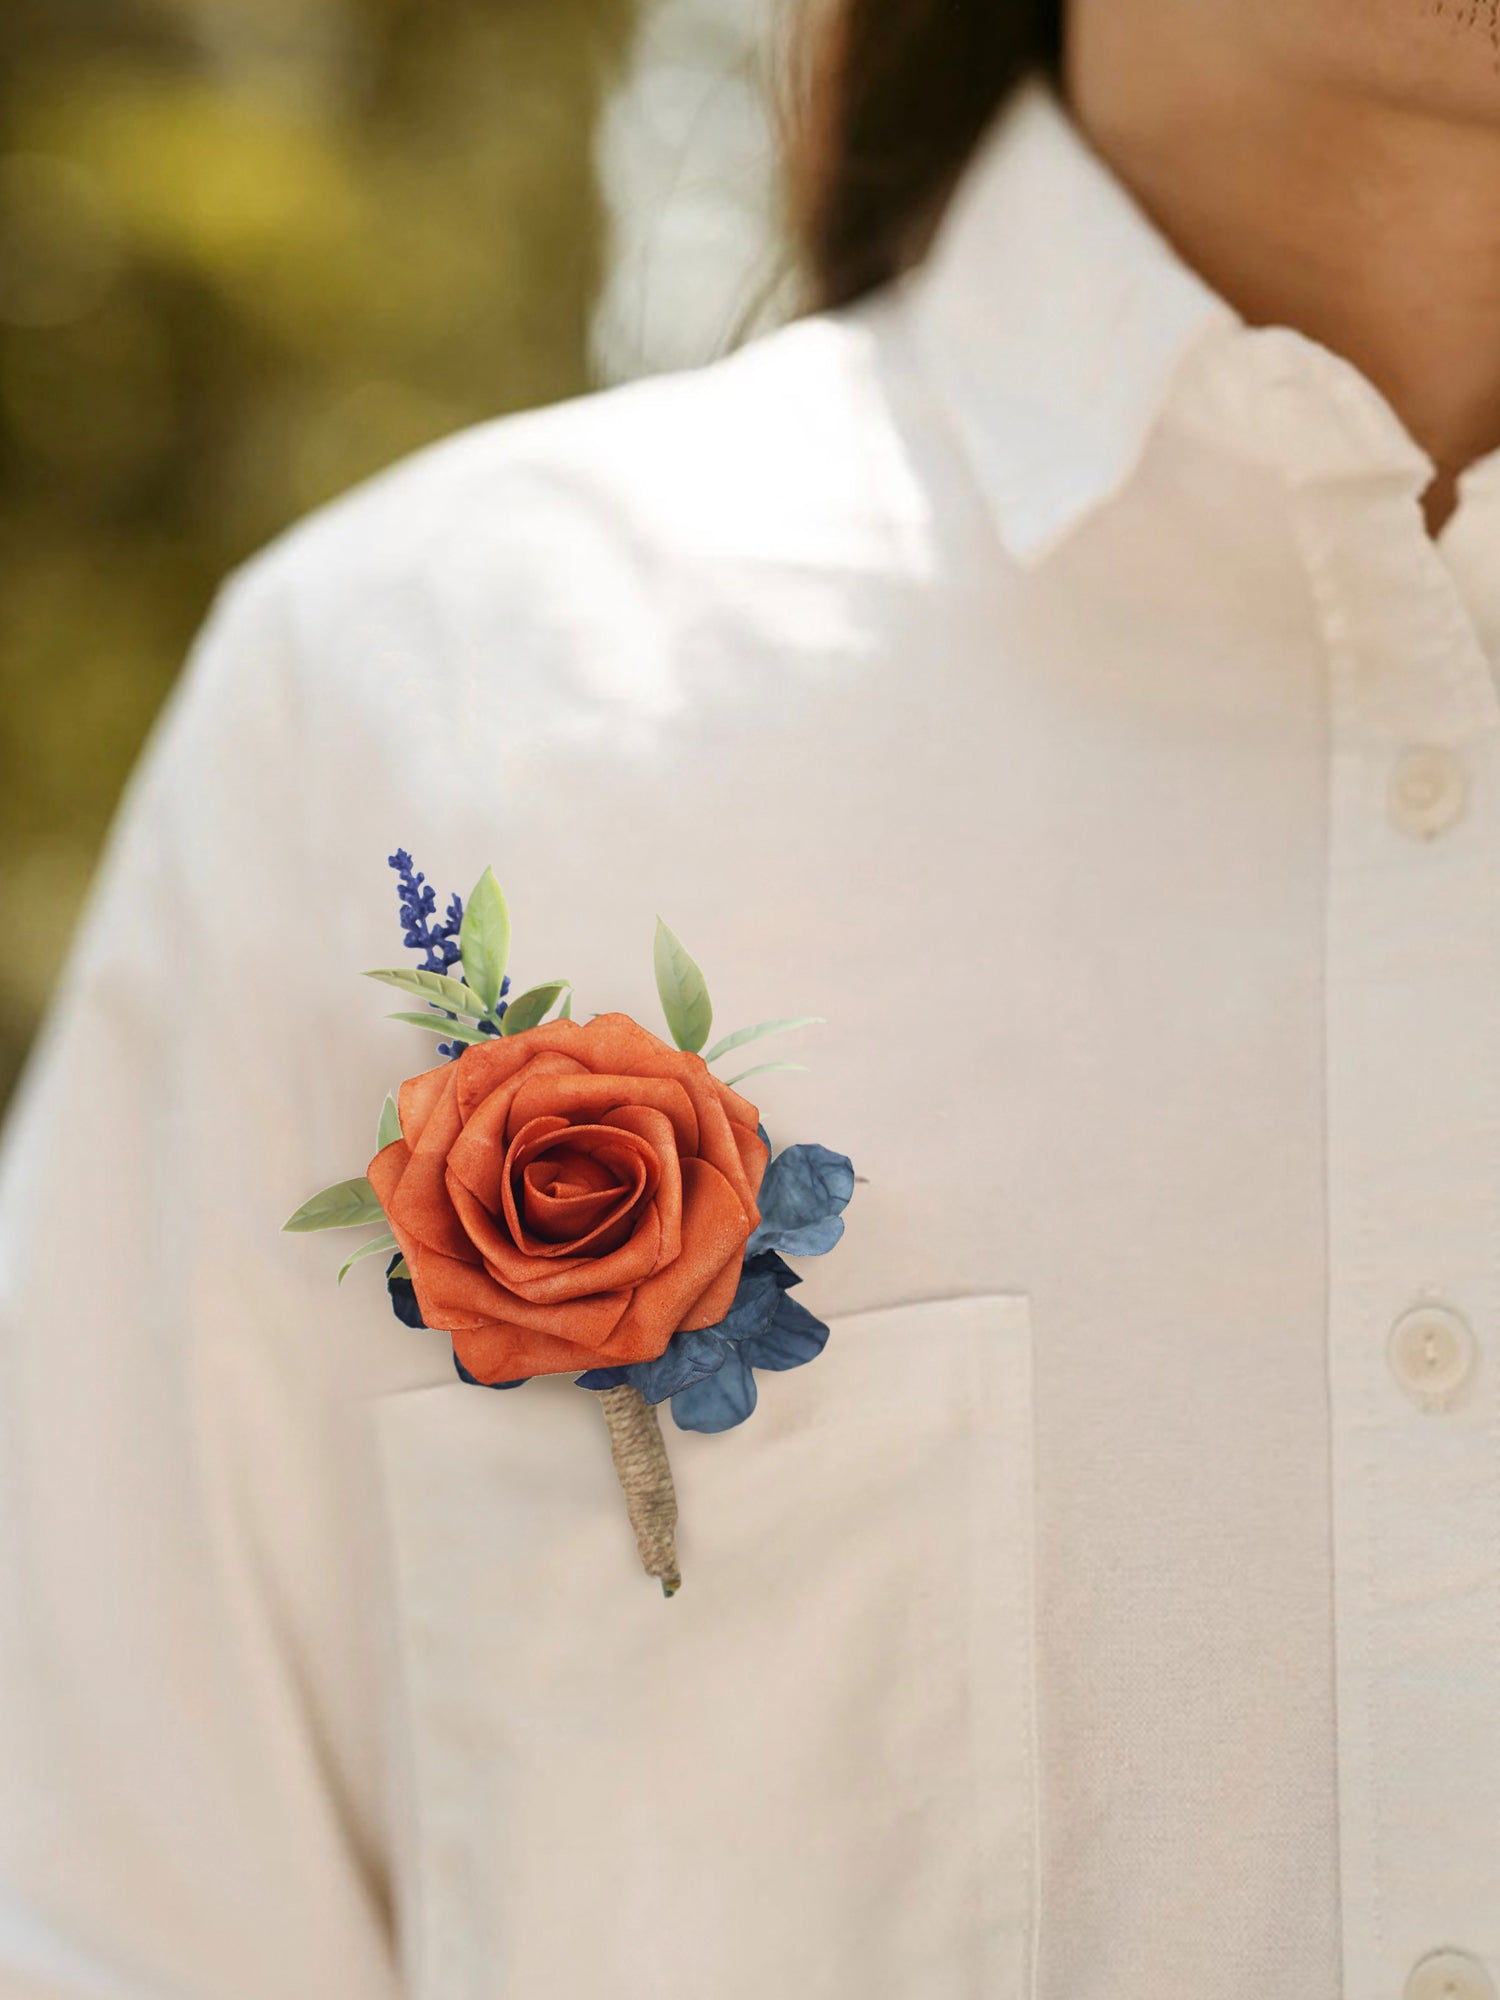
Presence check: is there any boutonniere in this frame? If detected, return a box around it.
[285,851,854,1595]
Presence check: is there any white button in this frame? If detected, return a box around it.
[1405,1948,1497,2000]
[1387,1301,1477,1409]
[1389,744,1468,838]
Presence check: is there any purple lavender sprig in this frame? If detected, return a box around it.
[388,849,508,1059]
[388,850,464,973]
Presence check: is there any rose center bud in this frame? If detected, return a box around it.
[501,1115,662,1260]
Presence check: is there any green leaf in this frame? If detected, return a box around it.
[460,866,511,1014]
[653,917,713,1054]
[560,987,574,1020]
[500,980,572,1036]
[390,1256,410,1281]
[364,967,488,1018]
[283,1176,385,1233]
[376,1094,402,1151]
[337,1230,398,1284]
[725,1061,808,1088]
[702,1015,825,1066]
[387,1012,490,1045]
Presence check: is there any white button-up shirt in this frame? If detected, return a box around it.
[2,75,1497,2000]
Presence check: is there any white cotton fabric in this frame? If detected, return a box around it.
[1,75,1497,2000]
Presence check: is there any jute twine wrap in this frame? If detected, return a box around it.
[598,1384,681,1596]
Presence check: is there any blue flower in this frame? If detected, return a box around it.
[573,1131,854,1434]
[575,1248,800,1401]
[388,848,510,1059]
[746,1137,856,1257]
[669,1278,831,1432]
[671,1350,758,1433]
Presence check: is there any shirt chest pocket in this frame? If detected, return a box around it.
[376,1291,1039,2000]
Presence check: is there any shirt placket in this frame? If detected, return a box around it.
[1291,429,1500,2000]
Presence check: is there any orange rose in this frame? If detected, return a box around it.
[367,1012,769,1382]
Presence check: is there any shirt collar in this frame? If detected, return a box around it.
[900,76,1238,567]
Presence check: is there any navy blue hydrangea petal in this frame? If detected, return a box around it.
[702,1257,789,1336]
[671,1350,758,1433]
[622,1325,734,1404]
[574,1366,629,1391]
[571,1248,804,1405]
[743,1247,800,1293]
[770,1212,845,1256]
[625,1250,800,1401]
[746,1143,856,1258]
[740,1292,830,1372]
[453,1349,529,1390]
[386,1252,428,1330]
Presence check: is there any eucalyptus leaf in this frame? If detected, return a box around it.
[390,1256,410,1282]
[337,1230,398,1284]
[283,1176,385,1233]
[653,917,713,1054]
[703,1016,824,1065]
[460,866,510,1013]
[363,967,487,1018]
[725,1061,808,1088]
[500,980,572,1036]
[560,987,574,1020]
[387,1012,490,1045]
[376,1094,402,1151]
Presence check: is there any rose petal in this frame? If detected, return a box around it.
[598,1156,751,1362]
[367,1136,409,1214]
[457,1181,666,1303]
[452,1036,583,1122]
[574,1020,760,1219]
[521,1151,623,1241]
[453,1320,622,1383]
[598,1104,682,1267]
[731,1119,771,1206]
[500,1116,658,1260]
[368,1136,429,1286]
[677,1244,743,1332]
[410,1242,631,1344]
[383,1065,475,1261]
[394,1060,455,1150]
[679,1083,760,1221]
[450,1014,761,1226]
[446,1050,586,1212]
[447,1176,594,1287]
[505,1069,699,1156]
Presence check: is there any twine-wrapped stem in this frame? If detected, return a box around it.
[597,1384,681,1595]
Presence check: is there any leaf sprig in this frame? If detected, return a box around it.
[652,921,823,1076]
[460,866,511,1014]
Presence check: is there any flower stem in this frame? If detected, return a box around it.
[597,1384,681,1596]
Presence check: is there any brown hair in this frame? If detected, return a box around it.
[789,0,1064,310]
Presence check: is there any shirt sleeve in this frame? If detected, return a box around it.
[0,562,410,1999]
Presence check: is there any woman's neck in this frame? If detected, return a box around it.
[1066,11,1500,532]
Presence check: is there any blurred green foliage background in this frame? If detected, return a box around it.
[0,0,637,1108]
